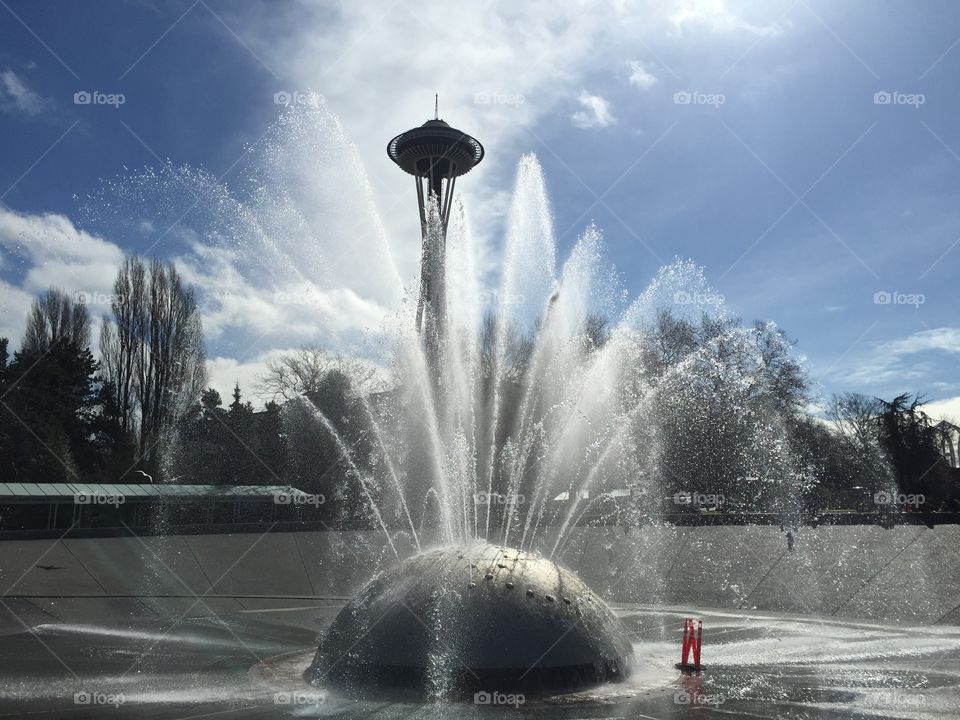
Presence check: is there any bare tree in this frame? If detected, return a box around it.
[21,287,90,353]
[100,257,145,433]
[828,392,883,447]
[258,345,381,401]
[100,256,206,470]
[137,258,206,458]
[748,320,808,415]
[582,313,611,352]
[825,392,892,493]
[639,309,699,378]
[478,314,534,382]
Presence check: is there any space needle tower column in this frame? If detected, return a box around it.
[387,102,484,365]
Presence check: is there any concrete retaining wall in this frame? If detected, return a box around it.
[1,525,957,629]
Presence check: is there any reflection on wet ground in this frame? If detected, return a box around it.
[1,603,958,718]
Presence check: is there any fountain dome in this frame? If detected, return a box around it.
[305,543,633,697]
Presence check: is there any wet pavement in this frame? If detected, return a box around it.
[0,602,958,718]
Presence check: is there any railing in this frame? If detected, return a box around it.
[1,510,956,541]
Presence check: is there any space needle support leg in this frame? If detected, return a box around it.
[442,175,456,236]
[415,175,427,232]
[415,176,427,332]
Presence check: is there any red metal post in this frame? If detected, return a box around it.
[681,618,692,665]
[692,620,703,669]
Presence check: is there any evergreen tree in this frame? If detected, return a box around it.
[260,400,287,485]
[86,379,138,483]
[169,387,227,484]
[876,394,954,509]
[1,333,97,482]
[223,383,256,484]
[302,369,374,525]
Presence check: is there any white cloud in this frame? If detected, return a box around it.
[0,208,124,347]
[206,354,274,407]
[0,69,51,117]
[880,327,960,357]
[2,1,802,386]
[215,0,799,311]
[628,60,658,90]
[232,1,775,273]
[177,246,392,348]
[668,0,786,37]
[834,327,960,386]
[571,91,616,129]
[236,1,627,285]
[0,206,394,384]
[0,281,34,347]
[924,396,960,425]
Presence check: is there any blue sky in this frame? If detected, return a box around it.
[0,0,958,417]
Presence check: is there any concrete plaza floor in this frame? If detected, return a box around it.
[1,603,958,718]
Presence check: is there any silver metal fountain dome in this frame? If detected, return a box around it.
[305,543,633,697]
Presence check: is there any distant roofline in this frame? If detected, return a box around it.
[0,482,310,502]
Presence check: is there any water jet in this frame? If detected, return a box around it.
[9,100,955,719]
